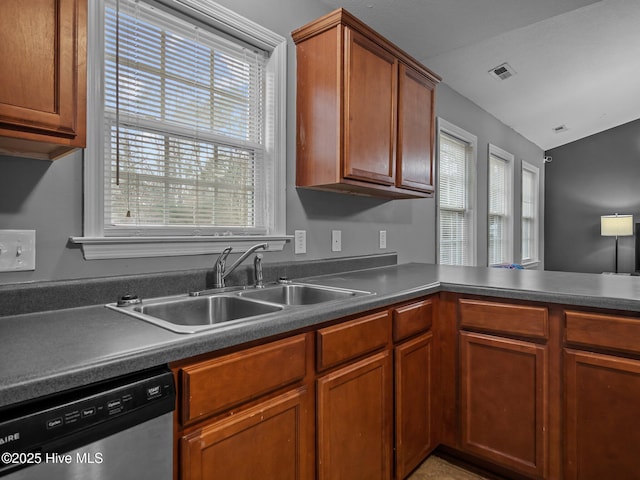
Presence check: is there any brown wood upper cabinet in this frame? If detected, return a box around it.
[292,8,440,199]
[0,0,87,160]
[397,63,437,193]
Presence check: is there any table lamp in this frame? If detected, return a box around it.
[601,214,634,273]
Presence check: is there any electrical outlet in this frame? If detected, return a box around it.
[0,230,36,272]
[379,230,387,249]
[294,230,307,254]
[331,230,342,252]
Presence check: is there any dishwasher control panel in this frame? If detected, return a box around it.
[0,367,175,470]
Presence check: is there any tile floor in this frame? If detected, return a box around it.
[408,455,491,480]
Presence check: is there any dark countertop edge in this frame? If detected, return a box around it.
[438,282,640,312]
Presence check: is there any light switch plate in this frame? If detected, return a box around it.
[0,230,36,272]
[332,230,342,252]
[294,230,307,254]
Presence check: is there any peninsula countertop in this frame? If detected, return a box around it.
[3,263,640,409]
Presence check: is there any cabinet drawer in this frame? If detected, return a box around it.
[566,310,640,355]
[393,298,433,342]
[181,334,308,424]
[459,299,548,340]
[317,311,391,371]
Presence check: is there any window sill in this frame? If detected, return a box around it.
[521,260,541,269]
[70,235,292,260]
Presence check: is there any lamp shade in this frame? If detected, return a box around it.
[601,214,634,236]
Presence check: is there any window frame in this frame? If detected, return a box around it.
[436,118,478,266]
[487,144,514,266]
[73,0,289,260]
[521,160,540,266]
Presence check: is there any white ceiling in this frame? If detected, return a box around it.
[315,0,640,151]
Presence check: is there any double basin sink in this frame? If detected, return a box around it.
[108,282,373,334]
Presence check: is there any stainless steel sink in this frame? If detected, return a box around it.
[238,283,370,305]
[108,294,283,334]
[108,282,373,334]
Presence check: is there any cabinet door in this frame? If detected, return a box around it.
[459,331,548,478]
[395,332,435,480]
[343,28,397,186]
[317,350,393,480]
[181,387,313,480]
[396,63,435,194]
[0,0,84,141]
[565,350,640,480]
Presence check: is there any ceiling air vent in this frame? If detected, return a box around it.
[489,62,516,81]
[552,125,568,133]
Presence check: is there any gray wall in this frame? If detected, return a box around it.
[545,118,640,274]
[0,0,543,285]
[435,84,546,268]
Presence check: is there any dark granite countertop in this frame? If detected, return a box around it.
[3,263,640,409]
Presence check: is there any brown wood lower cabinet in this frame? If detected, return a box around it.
[173,293,640,480]
[180,387,313,480]
[173,333,313,480]
[174,293,640,480]
[459,331,548,478]
[564,349,640,480]
[564,309,640,479]
[317,350,393,480]
[173,304,421,480]
[395,332,434,479]
[171,292,640,480]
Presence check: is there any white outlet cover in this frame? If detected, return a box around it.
[379,230,387,249]
[294,230,307,254]
[0,230,36,272]
[331,230,342,252]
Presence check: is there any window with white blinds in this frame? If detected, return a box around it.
[488,145,514,265]
[77,0,287,258]
[521,161,540,264]
[437,119,477,266]
[104,0,267,234]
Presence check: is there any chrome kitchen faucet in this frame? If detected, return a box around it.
[213,243,269,289]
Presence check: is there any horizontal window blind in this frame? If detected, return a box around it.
[488,153,510,265]
[489,155,507,217]
[104,0,268,234]
[522,166,537,262]
[439,132,472,265]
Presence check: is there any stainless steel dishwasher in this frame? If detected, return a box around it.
[0,367,175,479]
